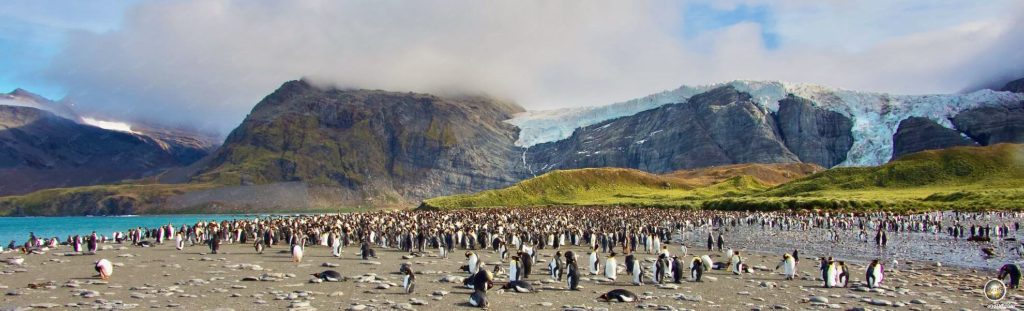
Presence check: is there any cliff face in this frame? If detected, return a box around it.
[195,80,530,205]
[0,106,205,195]
[952,102,1024,146]
[775,95,854,167]
[892,117,976,160]
[524,86,801,173]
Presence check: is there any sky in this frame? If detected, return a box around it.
[1,0,1022,135]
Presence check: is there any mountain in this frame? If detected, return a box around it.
[425,144,1024,211]
[192,80,530,206]
[524,86,804,173]
[420,163,821,209]
[1003,78,1024,93]
[509,80,1024,166]
[0,105,213,195]
[1,88,80,121]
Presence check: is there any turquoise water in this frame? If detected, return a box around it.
[0,215,252,246]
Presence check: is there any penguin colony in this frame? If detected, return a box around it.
[2,208,1021,308]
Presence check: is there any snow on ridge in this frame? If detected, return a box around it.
[507,80,1024,166]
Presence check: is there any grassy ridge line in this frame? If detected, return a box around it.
[422,144,1024,211]
[0,183,218,216]
[420,166,802,209]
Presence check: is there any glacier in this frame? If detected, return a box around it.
[506,80,1024,167]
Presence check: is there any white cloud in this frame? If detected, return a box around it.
[42,0,1024,135]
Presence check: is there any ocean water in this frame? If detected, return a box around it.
[0,215,252,247]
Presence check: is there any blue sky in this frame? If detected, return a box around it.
[0,0,139,99]
[0,1,1021,133]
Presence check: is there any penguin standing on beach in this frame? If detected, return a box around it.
[776,253,796,280]
[999,263,1021,289]
[175,233,185,250]
[466,251,479,275]
[566,252,580,290]
[508,255,522,282]
[72,236,82,252]
[825,258,838,287]
[730,251,743,275]
[291,243,304,263]
[624,252,635,276]
[549,251,563,280]
[838,261,850,287]
[866,259,884,288]
[254,239,264,254]
[653,255,666,284]
[604,252,618,281]
[521,251,533,278]
[631,256,644,285]
[589,247,600,275]
[401,264,416,294]
[690,257,704,282]
[94,259,113,280]
[700,254,713,272]
[209,232,221,254]
[671,256,684,283]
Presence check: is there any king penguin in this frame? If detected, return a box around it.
[776,253,796,280]
[95,259,113,280]
[566,252,580,290]
[401,264,416,294]
[866,259,884,288]
[604,252,618,281]
[291,243,304,263]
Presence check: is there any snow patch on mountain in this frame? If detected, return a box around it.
[506,80,1024,166]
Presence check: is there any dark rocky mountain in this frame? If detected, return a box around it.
[892,117,976,159]
[2,88,80,121]
[0,105,212,195]
[1003,77,1024,93]
[952,101,1024,146]
[774,94,854,167]
[193,80,530,206]
[523,86,853,173]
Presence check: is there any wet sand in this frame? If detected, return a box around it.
[0,240,1011,310]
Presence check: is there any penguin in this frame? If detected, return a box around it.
[653,255,666,284]
[291,244,304,263]
[254,240,264,254]
[549,251,563,280]
[729,251,743,275]
[311,270,343,282]
[175,233,184,250]
[566,259,580,290]
[468,290,488,308]
[466,251,480,275]
[624,252,636,276]
[470,268,494,292]
[866,259,884,288]
[690,257,704,282]
[508,255,521,282]
[604,252,618,281]
[825,259,838,287]
[671,256,684,283]
[631,255,644,285]
[699,254,713,272]
[95,259,113,280]
[589,248,599,275]
[501,280,535,293]
[401,264,416,294]
[72,237,82,253]
[837,261,850,287]
[209,234,221,254]
[775,253,796,280]
[521,251,533,279]
[598,289,638,302]
[999,263,1022,289]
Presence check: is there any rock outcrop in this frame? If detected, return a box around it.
[1002,77,1024,93]
[774,94,854,167]
[195,80,530,205]
[0,105,208,196]
[525,86,800,174]
[952,102,1024,146]
[891,117,976,159]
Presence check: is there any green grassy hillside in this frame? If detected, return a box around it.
[421,164,819,209]
[424,144,1024,211]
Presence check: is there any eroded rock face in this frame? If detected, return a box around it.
[0,105,205,196]
[197,80,530,205]
[891,117,976,160]
[1002,77,1024,93]
[774,95,854,167]
[525,86,800,174]
[952,102,1024,146]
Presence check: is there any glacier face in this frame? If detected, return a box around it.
[506,80,1024,167]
